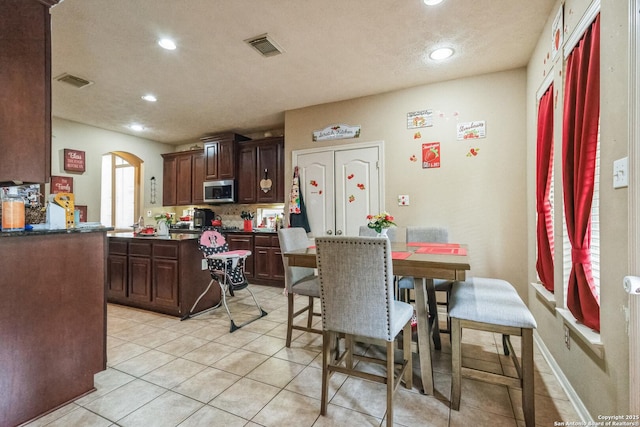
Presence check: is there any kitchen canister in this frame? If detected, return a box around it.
[2,187,25,232]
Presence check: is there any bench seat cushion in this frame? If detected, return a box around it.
[449,277,537,329]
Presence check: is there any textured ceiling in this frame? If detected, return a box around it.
[50,0,555,144]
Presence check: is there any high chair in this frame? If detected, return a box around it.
[181,228,267,332]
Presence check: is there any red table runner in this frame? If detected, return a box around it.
[391,251,412,260]
[415,246,467,256]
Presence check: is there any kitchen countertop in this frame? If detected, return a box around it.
[0,225,112,238]
[108,231,200,240]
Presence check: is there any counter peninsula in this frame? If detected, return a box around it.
[107,232,218,316]
[0,227,109,427]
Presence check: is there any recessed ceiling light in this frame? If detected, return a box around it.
[129,124,145,132]
[158,38,176,50]
[423,0,444,5]
[429,47,454,60]
[141,94,157,102]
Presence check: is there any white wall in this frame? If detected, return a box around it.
[284,68,529,297]
[51,117,173,222]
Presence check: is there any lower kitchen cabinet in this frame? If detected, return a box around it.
[254,234,285,285]
[107,235,217,316]
[107,240,127,299]
[226,232,284,287]
[225,232,255,279]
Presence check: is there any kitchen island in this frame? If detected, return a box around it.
[0,226,109,427]
[107,232,218,316]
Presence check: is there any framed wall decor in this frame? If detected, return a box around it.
[63,149,86,172]
[75,205,87,222]
[50,176,73,194]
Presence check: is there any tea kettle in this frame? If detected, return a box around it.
[211,215,222,227]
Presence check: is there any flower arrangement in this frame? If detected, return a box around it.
[154,212,174,225]
[240,211,254,220]
[367,212,396,233]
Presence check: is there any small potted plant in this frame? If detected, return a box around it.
[366,211,396,237]
[240,211,254,232]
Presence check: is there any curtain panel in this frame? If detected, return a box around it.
[536,83,555,292]
[562,14,601,331]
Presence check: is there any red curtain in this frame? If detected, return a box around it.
[536,84,555,292]
[562,15,600,331]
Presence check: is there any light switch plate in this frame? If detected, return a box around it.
[613,157,629,189]
[398,195,410,206]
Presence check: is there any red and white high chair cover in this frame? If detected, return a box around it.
[181,229,267,331]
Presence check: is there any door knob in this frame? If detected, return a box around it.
[326,230,333,235]
[336,230,343,235]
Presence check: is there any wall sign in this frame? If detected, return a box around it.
[313,124,361,142]
[457,121,486,140]
[75,205,87,222]
[63,149,86,172]
[51,176,73,194]
[407,109,433,129]
[422,142,440,169]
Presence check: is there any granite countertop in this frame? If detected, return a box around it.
[0,225,113,238]
[108,231,200,241]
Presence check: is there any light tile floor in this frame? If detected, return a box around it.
[26,285,580,427]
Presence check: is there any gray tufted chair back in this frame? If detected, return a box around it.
[315,236,401,341]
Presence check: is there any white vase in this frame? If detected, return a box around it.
[377,228,389,238]
[157,221,169,236]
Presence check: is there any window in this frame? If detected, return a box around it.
[563,123,600,299]
[100,152,142,230]
[535,83,555,292]
[561,13,600,331]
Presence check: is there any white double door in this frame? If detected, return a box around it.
[293,142,383,237]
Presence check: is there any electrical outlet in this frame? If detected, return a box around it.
[201,259,208,270]
[398,195,410,206]
[147,210,152,217]
[564,324,571,349]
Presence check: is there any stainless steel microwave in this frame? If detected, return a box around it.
[203,179,235,203]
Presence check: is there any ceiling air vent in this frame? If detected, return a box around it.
[245,34,283,57]
[55,73,94,89]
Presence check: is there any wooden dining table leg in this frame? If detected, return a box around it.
[425,278,441,350]
[414,277,434,395]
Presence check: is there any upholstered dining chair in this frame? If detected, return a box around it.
[397,226,455,335]
[315,236,413,427]
[278,227,322,347]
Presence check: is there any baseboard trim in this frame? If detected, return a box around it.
[533,330,592,422]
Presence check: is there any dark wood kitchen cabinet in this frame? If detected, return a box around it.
[201,132,250,181]
[225,231,284,287]
[128,241,153,302]
[162,149,204,206]
[0,0,60,185]
[107,239,128,299]
[237,137,284,204]
[226,232,255,279]
[254,234,285,285]
[107,235,216,316]
[191,151,205,204]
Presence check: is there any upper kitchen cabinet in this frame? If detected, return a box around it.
[0,0,60,185]
[162,149,204,206]
[201,132,250,181]
[237,137,284,204]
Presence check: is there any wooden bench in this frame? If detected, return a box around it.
[449,277,537,427]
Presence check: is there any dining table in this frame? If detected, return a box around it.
[283,239,470,395]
